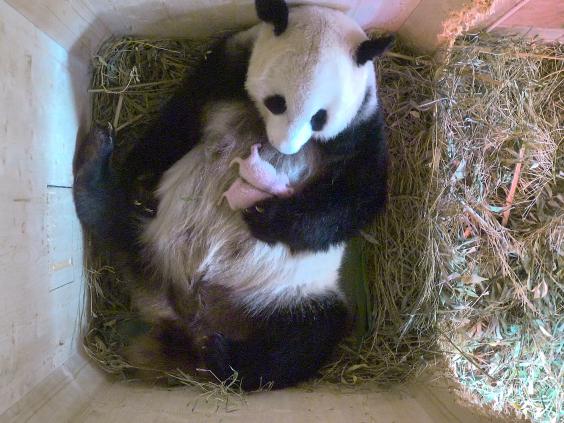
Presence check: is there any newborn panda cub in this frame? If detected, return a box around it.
[74,0,392,390]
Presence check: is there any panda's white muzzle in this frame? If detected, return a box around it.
[268,121,312,155]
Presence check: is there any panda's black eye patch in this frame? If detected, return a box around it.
[311,109,327,131]
[263,95,286,115]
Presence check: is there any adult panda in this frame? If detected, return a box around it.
[74,0,392,390]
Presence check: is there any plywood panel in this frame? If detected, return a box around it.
[108,0,348,37]
[397,0,526,52]
[5,0,110,57]
[1,354,513,423]
[493,25,564,41]
[0,0,89,414]
[1,355,107,423]
[80,0,356,39]
[74,379,503,423]
[29,0,423,42]
[1,356,511,423]
[399,0,472,52]
[356,0,423,32]
[7,0,459,53]
[497,0,564,28]
[484,0,564,42]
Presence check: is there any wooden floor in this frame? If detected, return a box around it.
[3,354,510,423]
[77,382,503,423]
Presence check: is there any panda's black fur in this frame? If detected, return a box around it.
[74,0,391,390]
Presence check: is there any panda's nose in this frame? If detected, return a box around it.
[277,141,300,155]
[272,122,312,155]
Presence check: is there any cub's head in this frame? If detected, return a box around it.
[246,0,393,155]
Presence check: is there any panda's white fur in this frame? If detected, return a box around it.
[142,100,345,313]
[246,6,377,154]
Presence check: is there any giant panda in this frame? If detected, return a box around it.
[74,0,392,390]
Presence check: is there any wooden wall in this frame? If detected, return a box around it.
[487,0,564,42]
[0,0,89,414]
[4,0,561,60]
[3,0,426,57]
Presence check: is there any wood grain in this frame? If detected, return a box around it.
[0,1,89,413]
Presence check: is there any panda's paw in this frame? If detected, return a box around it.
[203,333,236,382]
[74,125,115,175]
[87,125,115,159]
[242,199,285,245]
[94,124,115,156]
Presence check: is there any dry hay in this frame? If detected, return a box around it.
[432,34,563,423]
[83,33,562,421]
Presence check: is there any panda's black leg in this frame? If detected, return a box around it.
[73,126,138,250]
[124,89,200,183]
[204,294,349,390]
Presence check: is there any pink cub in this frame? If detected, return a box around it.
[222,144,294,210]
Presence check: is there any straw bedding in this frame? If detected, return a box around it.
[432,34,562,423]
[84,33,562,421]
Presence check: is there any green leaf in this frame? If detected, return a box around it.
[341,237,372,344]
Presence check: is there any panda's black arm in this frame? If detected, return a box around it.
[73,127,141,252]
[244,113,388,252]
[125,36,250,182]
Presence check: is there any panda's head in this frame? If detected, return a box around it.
[246,0,393,155]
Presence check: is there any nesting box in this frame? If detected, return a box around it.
[1,0,561,422]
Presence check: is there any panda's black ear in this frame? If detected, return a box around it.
[255,0,289,36]
[355,35,395,65]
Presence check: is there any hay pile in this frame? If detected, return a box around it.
[83,33,562,421]
[432,34,563,423]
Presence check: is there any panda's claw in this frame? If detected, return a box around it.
[243,198,284,245]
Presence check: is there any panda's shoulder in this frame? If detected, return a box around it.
[178,31,254,103]
[320,105,387,158]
